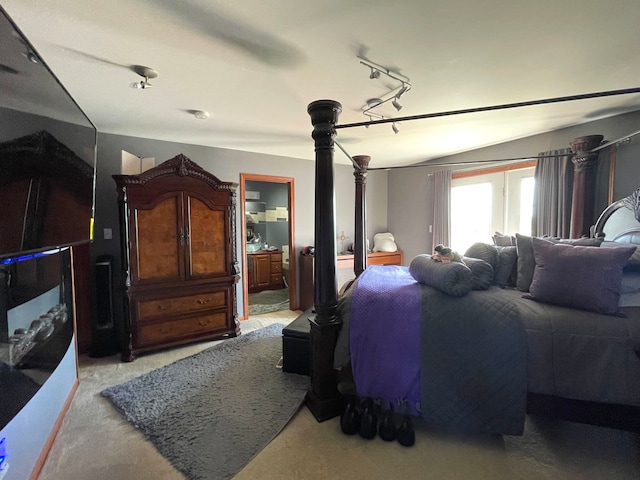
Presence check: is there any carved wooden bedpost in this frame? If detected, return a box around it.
[306,99,344,421]
[570,135,604,238]
[353,155,370,276]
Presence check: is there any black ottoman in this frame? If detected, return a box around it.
[282,309,313,375]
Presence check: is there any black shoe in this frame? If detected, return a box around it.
[397,415,415,447]
[359,398,378,439]
[340,396,360,435]
[378,404,397,441]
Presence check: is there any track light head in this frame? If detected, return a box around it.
[392,123,399,134]
[396,84,409,98]
[369,67,381,79]
[392,98,402,111]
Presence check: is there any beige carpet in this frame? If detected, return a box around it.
[37,310,640,480]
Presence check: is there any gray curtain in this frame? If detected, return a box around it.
[432,169,452,248]
[531,148,574,237]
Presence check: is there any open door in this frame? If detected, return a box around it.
[240,173,296,319]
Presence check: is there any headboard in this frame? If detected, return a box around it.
[594,188,640,245]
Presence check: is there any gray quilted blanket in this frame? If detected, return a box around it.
[335,276,527,436]
[419,287,527,435]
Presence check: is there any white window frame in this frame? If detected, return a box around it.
[451,166,535,252]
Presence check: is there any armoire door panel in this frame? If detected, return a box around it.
[187,196,227,278]
[134,196,182,283]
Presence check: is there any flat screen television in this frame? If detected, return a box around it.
[0,5,97,260]
[0,6,96,438]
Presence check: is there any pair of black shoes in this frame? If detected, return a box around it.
[340,397,415,447]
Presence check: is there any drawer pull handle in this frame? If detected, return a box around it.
[157,305,168,310]
[198,319,212,327]
[197,298,211,305]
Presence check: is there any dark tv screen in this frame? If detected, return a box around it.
[0,6,96,259]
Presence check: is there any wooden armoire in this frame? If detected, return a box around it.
[113,154,240,361]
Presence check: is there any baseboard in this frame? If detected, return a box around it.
[29,379,79,480]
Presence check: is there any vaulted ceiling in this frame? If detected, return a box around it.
[2,0,640,167]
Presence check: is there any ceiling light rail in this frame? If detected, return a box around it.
[359,56,412,132]
[339,86,640,130]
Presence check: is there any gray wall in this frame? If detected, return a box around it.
[92,132,388,318]
[388,110,640,264]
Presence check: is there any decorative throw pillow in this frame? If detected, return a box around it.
[515,234,603,292]
[372,232,398,252]
[528,237,636,315]
[492,232,516,246]
[600,241,640,270]
[461,257,494,290]
[493,245,518,288]
[409,254,473,297]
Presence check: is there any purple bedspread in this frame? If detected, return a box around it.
[350,265,421,410]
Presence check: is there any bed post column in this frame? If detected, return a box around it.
[306,99,344,421]
[353,155,370,276]
[569,135,604,238]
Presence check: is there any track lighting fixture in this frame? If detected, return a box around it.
[392,123,399,134]
[130,65,158,90]
[359,56,412,129]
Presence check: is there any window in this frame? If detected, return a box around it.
[451,166,535,254]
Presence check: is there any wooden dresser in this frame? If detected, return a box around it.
[299,250,403,310]
[113,154,240,361]
[247,250,283,293]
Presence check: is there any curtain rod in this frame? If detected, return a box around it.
[590,127,640,152]
[366,126,640,171]
[367,155,558,171]
[334,87,640,129]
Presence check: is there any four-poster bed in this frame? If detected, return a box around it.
[303,93,640,434]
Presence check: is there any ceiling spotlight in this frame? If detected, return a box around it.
[392,123,399,134]
[193,110,210,120]
[130,65,158,90]
[369,67,381,80]
[396,84,409,98]
[392,98,402,111]
[21,50,39,64]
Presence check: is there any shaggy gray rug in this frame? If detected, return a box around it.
[101,324,308,480]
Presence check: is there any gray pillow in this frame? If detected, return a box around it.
[619,272,640,307]
[528,237,636,315]
[516,234,603,292]
[409,254,472,297]
[493,245,517,288]
[492,232,516,246]
[461,257,494,290]
[464,243,499,271]
[600,241,640,270]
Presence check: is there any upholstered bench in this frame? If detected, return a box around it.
[282,308,313,375]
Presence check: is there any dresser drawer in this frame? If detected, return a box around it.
[270,273,282,285]
[137,291,226,319]
[138,312,228,344]
[270,253,282,262]
[270,261,282,273]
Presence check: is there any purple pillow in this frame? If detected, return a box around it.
[528,237,636,315]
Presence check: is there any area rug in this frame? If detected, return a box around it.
[248,288,290,315]
[101,324,308,480]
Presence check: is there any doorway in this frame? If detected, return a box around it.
[240,173,296,319]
